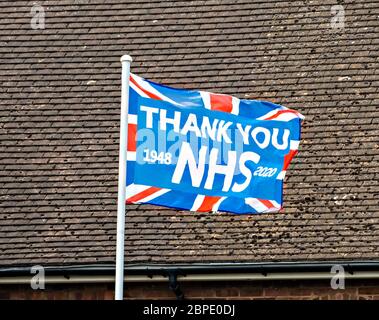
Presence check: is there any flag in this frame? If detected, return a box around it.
[125,73,304,214]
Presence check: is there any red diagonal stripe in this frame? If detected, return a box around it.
[126,186,162,203]
[210,93,233,113]
[258,199,275,209]
[283,150,298,170]
[197,196,221,212]
[265,109,299,120]
[130,75,161,100]
[128,123,137,152]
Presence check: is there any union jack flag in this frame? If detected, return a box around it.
[125,74,303,214]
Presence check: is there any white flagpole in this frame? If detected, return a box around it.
[115,54,132,300]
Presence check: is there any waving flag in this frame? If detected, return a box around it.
[125,73,303,214]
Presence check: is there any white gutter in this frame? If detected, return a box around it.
[1,271,379,284]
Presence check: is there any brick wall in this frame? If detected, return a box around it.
[1,279,379,300]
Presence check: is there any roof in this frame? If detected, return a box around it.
[0,0,378,267]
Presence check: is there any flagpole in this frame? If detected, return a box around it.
[115,54,132,300]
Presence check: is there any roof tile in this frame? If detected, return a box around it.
[0,0,378,267]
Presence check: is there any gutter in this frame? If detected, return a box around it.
[0,261,379,284]
[1,271,379,285]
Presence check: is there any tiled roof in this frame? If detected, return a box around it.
[0,0,378,267]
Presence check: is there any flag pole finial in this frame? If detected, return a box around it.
[120,55,133,62]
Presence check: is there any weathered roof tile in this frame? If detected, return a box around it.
[0,0,378,267]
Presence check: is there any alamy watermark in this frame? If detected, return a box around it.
[31,4,45,30]
[331,5,345,30]
[330,264,345,290]
[31,265,45,290]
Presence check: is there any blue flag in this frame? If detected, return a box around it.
[125,74,303,214]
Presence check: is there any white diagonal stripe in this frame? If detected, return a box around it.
[128,114,137,124]
[138,188,171,203]
[245,198,268,212]
[131,74,181,106]
[290,140,300,150]
[200,91,211,110]
[273,112,299,122]
[276,170,286,180]
[269,200,281,209]
[127,151,136,161]
[256,109,280,120]
[231,96,240,115]
[125,183,151,200]
[212,196,226,212]
[191,195,205,211]
[130,81,149,98]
